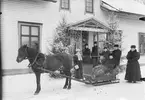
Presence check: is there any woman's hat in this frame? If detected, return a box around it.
[131,45,136,48]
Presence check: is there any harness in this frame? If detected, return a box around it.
[24,47,64,73]
[24,47,41,68]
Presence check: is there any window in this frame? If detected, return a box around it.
[85,0,94,13]
[139,33,145,54]
[18,22,42,51]
[60,0,70,10]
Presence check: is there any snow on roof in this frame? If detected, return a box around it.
[102,0,145,16]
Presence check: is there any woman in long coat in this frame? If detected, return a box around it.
[73,49,83,79]
[125,45,141,83]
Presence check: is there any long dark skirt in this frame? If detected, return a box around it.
[125,61,141,82]
[75,61,83,79]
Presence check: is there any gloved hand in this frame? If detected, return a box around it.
[74,65,79,69]
[109,56,113,59]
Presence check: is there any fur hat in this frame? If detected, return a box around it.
[131,45,136,48]
[94,41,97,44]
[85,44,88,46]
[114,44,119,47]
[104,47,107,49]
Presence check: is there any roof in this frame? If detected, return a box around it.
[102,0,145,16]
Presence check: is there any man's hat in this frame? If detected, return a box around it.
[131,45,136,48]
[114,44,119,47]
[85,44,88,46]
[94,41,97,44]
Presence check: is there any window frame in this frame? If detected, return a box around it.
[85,0,94,14]
[18,21,42,50]
[60,0,70,10]
[138,32,145,55]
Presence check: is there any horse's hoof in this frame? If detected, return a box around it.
[34,92,39,95]
[67,86,71,90]
[34,90,40,95]
[63,86,67,89]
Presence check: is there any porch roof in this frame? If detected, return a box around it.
[67,17,110,32]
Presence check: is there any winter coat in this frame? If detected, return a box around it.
[83,48,91,56]
[100,50,110,64]
[112,49,122,66]
[83,48,91,63]
[125,50,141,81]
[91,46,98,57]
[73,54,83,79]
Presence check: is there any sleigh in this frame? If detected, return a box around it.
[82,64,120,86]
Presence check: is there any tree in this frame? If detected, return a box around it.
[52,16,74,54]
[106,12,122,49]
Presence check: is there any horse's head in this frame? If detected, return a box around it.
[16,45,28,63]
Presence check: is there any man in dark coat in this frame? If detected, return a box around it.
[125,45,141,83]
[91,42,98,67]
[83,44,91,63]
[112,44,122,68]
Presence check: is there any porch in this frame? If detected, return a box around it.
[67,17,111,55]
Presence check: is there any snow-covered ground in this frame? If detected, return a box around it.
[3,66,145,100]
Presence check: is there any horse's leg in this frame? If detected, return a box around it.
[67,71,71,89]
[34,71,41,95]
[63,77,68,89]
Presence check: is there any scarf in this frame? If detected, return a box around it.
[76,52,82,61]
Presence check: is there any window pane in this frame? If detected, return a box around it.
[31,27,39,35]
[31,37,39,49]
[87,7,93,12]
[22,37,30,46]
[22,26,29,35]
[86,0,93,13]
[61,0,69,9]
[98,34,106,41]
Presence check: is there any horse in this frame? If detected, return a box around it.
[16,45,73,95]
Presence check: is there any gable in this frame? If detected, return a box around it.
[67,18,110,32]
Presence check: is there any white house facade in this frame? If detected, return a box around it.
[1,0,145,70]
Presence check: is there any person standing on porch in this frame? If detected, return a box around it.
[91,42,98,67]
[125,45,141,83]
[83,44,91,64]
[73,49,83,80]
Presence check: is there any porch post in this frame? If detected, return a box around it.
[97,32,99,64]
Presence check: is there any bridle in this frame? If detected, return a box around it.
[24,47,40,67]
